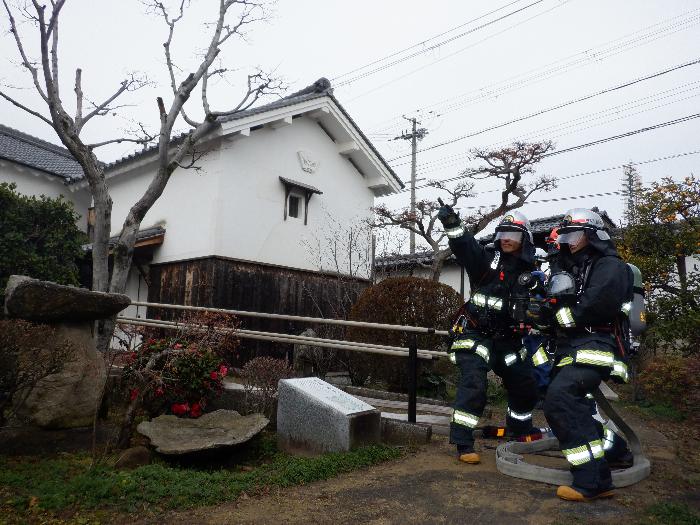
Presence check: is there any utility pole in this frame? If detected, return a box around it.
[395,116,428,254]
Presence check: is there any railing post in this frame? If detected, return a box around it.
[408,333,417,424]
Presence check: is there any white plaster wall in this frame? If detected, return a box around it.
[121,267,149,319]
[103,117,376,279]
[0,160,91,230]
[105,145,221,262]
[213,117,375,278]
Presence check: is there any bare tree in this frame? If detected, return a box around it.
[374,181,474,281]
[373,141,556,281]
[1,0,283,351]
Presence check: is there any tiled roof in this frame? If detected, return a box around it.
[0,124,85,182]
[104,78,402,188]
[82,226,166,251]
[375,251,460,268]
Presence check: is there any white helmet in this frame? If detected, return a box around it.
[494,211,533,243]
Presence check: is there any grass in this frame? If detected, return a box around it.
[0,438,404,522]
[636,502,700,525]
[627,399,686,422]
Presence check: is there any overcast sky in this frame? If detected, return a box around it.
[1,0,698,243]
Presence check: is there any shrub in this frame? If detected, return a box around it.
[344,277,462,391]
[0,182,86,293]
[240,356,293,418]
[0,319,72,424]
[638,355,700,419]
[117,311,239,447]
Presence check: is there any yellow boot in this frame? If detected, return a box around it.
[458,452,481,464]
[556,486,615,502]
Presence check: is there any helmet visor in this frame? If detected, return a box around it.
[557,230,585,245]
[495,231,523,243]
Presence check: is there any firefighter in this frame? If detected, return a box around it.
[539,208,633,501]
[438,205,538,464]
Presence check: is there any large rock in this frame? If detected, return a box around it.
[277,377,380,454]
[12,321,107,428]
[137,410,269,455]
[4,275,130,322]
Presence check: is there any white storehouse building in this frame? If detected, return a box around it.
[0,79,402,326]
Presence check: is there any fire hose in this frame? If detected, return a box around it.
[495,387,651,487]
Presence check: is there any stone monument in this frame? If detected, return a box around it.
[277,377,380,454]
[3,275,130,428]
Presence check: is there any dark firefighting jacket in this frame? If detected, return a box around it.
[449,230,535,336]
[552,240,633,382]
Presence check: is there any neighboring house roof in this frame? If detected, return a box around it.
[0,123,84,182]
[376,251,460,270]
[529,207,617,235]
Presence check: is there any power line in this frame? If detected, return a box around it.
[331,0,527,82]
[544,113,700,157]
[409,80,700,173]
[368,8,700,132]
[388,57,700,162]
[335,0,547,87]
[348,0,572,102]
[461,191,622,210]
[397,140,700,195]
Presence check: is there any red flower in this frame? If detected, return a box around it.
[190,403,202,418]
[130,352,137,361]
[210,371,218,380]
[219,365,228,377]
[147,338,156,345]
[173,343,183,350]
[154,386,165,397]
[171,402,190,416]
[129,388,139,401]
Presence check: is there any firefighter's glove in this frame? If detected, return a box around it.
[526,301,552,327]
[438,204,465,239]
[437,204,460,228]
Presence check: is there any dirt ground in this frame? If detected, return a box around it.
[135,407,699,525]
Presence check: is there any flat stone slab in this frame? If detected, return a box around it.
[380,418,432,446]
[137,410,269,455]
[4,275,130,322]
[277,377,380,454]
[381,412,450,435]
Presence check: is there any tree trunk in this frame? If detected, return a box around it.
[676,255,688,293]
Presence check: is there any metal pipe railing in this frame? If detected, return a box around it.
[131,301,450,336]
[118,317,445,360]
[124,300,454,423]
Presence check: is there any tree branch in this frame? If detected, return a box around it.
[2,0,49,102]
[0,90,53,126]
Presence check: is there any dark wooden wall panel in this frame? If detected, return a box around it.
[147,257,368,362]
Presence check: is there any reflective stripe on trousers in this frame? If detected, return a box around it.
[507,407,532,421]
[575,349,615,367]
[452,409,479,428]
[562,439,605,466]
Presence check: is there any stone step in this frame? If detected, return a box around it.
[380,412,450,435]
[356,395,453,416]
